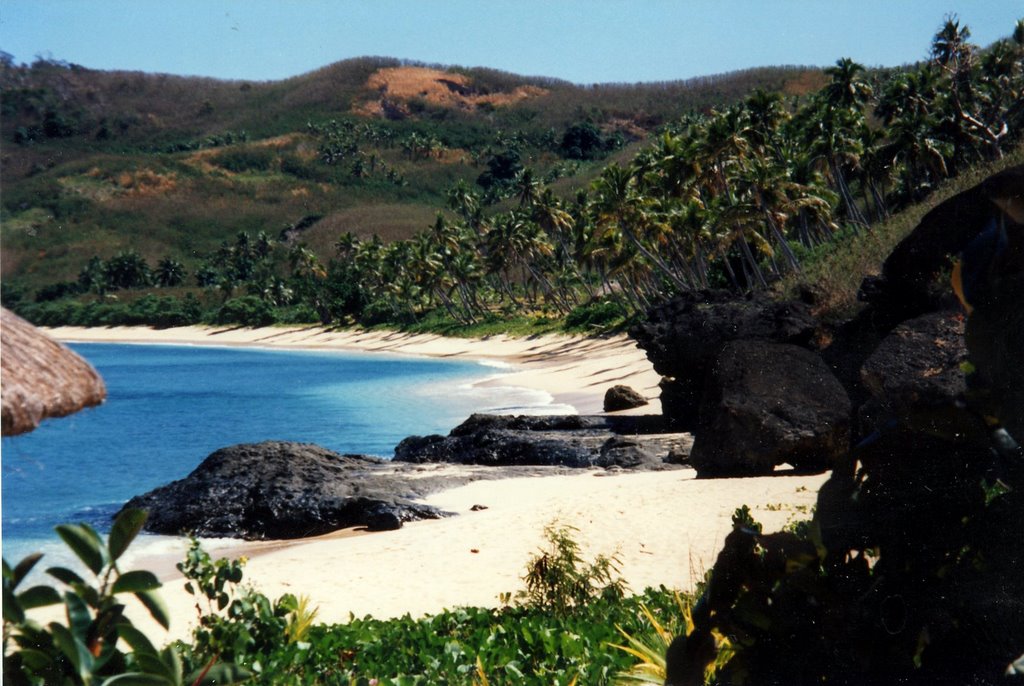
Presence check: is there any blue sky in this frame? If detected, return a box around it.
[1,1,1020,84]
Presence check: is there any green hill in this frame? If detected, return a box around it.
[4,15,1019,335]
[0,55,824,290]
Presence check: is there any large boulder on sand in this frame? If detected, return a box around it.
[630,290,818,429]
[603,384,649,412]
[690,341,851,477]
[122,441,445,539]
[858,311,980,441]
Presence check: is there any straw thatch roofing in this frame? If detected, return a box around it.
[1,308,107,436]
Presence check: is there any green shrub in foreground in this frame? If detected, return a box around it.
[4,511,693,685]
[176,584,684,686]
[2,509,248,685]
[171,521,684,685]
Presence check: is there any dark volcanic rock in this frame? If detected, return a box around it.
[394,413,690,469]
[123,441,446,539]
[690,341,851,477]
[597,436,660,469]
[858,311,979,440]
[396,428,599,467]
[858,166,1024,328]
[630,290,818,429]
[603,385,649,412]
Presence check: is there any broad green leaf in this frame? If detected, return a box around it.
[136,590,170,630]
[113,571,161,594]
[160,645,183,685]
[18,647,55,671]
[134,653,176,681]
[109,509,148,563]
[118,624,158,656]
[55,523,106,575]
[3,585,25,623]
[50,622,93,678]
[47,566,87,587]
[17,585,62,609]
[11,552,44,588]
[64,591,93,639]
[101,673,172,686]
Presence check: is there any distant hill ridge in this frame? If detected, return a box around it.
[0,54,824,288]
[0,55,824,154]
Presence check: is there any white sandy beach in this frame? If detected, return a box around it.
[47,324,663,414]
[38,325,829,644]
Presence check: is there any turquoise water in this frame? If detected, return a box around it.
[1,342,567,566]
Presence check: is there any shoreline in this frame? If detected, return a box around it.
[35,324,830,647]
[46,324,663,415]
[81,467,828,644]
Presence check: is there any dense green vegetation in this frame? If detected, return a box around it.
[1,51,823,295]
[4,512,691,685]
[4,16,1021,335]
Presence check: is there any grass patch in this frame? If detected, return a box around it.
[781,144,1024,321]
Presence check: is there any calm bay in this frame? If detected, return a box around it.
[1,342,565,565]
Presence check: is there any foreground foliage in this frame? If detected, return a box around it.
[170,520,668,685]
[174,585,685,686]
[2,509,248,685]
[5,512,694,685]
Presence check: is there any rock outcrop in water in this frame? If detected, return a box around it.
[123,441,449,539]
[125,416,691,540]
[393,413,690,469]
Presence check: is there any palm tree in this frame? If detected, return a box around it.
[807,103,869,227]
[931,17,1008,159]
[824,58,873,111]
[513,168,542,208]
[334,231,361,261]
[103,250,152,291]
[289,245,330,323]
[154,257,187,288]
[445,180,483,231]
[530,188,591,300]
[78,257,108,296]
[592,164,689,293]
[745,88,789,159]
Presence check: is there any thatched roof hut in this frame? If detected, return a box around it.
[1,308,107,436]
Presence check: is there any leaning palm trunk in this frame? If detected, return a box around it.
[830,157,869,227]
[620,224,689,293]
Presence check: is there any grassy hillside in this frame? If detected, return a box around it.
[0,56,824,290]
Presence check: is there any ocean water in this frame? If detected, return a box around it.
[1,342,571,568]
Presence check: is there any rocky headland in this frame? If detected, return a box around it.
[124,415,691,539]
[123,166,1022,586]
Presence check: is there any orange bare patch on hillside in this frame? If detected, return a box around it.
[355,66,547,117]
[183,149,225,175]
[605,117,648,140]
[115,169,178,196]
[251,133,304,149]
